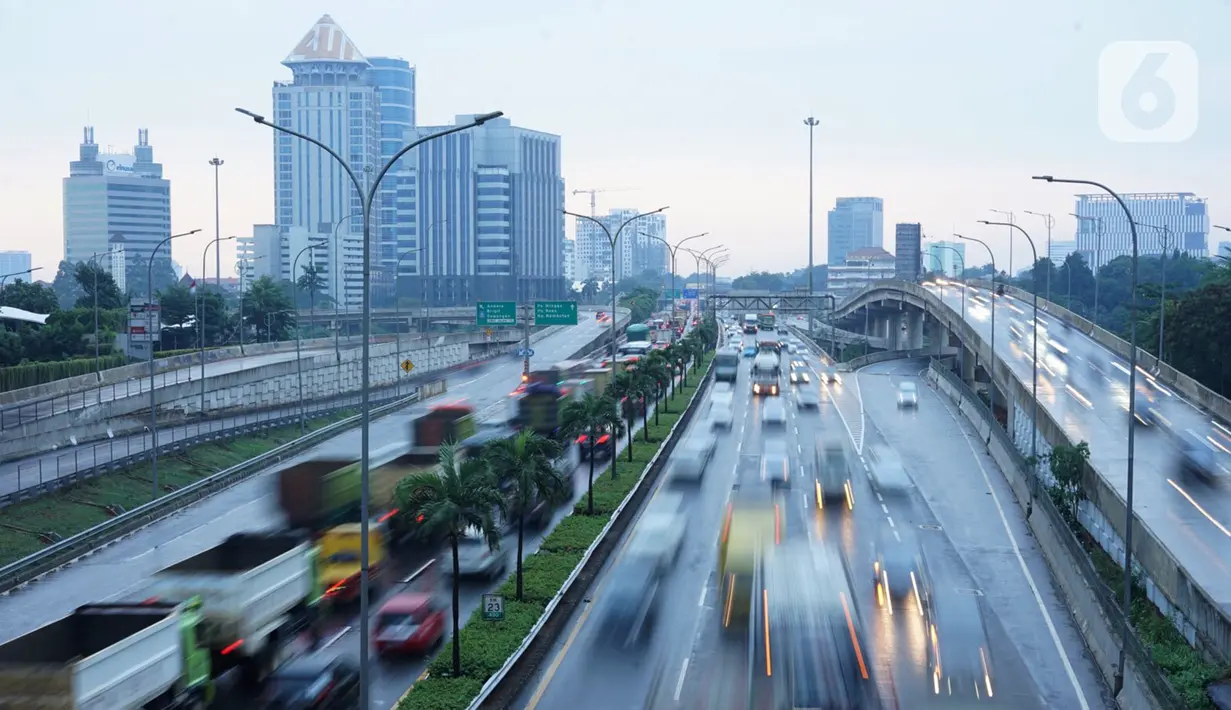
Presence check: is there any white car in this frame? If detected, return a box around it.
[709,401,734,429]
[671,433,718,482]
[761,399,787,427]
[626,493,686,570]
[897,382,919,408]
[450,528,507,580]
[866,444,912,494]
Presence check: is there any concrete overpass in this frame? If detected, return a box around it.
[833,278,1231,664]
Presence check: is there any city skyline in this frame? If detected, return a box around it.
[6,1,1231,282]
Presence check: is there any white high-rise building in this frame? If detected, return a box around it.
[237,224,363,308]
[563,238,576,283]
[1049,240,1077,266]
[273,15,381,307]
[574,208,667,283]
[1074,192,1208,269]
[925,240,966,278]
[106,234,127,293]
[0,251,32,280]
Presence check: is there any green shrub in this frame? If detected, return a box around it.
[399,350,714,710]
[0,354,129,392]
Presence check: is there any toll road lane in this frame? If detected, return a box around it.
[0,320,612,646]
[853,358,1106,709]
[512,358,752,710]
[933,287,1231,603]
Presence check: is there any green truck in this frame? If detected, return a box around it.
[0,599,214,710]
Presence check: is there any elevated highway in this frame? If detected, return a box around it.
[831,278,1231,662]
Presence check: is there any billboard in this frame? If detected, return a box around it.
[128,302,161,343]
[100,153,137,175]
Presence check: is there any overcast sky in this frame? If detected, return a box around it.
[2,0,1227,279]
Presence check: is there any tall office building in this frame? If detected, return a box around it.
[574,209,666,284]
[1073,192,1208,269]
[106,234,127,293]
[926,241,965,278]
[367,56,416,279]
[0,251,32,280]
[893,223,922,282]
[1216,241,1231,260]
[273,15,382,306]
[826,197,884,266]
[400,115,565,304]
[1049,240,1077,266]
[63,127,170,283]
[562,238,576,283]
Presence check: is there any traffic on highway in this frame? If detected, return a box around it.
[927,280,1231,608]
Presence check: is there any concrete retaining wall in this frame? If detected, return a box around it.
[929,364,1172,710]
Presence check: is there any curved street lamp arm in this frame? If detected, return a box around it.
[236,108,366,201]
[370,113,503,204]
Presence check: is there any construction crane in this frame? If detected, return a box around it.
[571,187,637,216]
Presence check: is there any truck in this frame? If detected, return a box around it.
[136,533,322,689]
[743,314,758,334]
[758,313,776,330]
[625,323,651,346]
[0,600,213,710]
[751,352,781,396]
[714,347,740,383]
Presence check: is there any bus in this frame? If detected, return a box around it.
[743,314,758,334]
[759,313,776,330]
[715,347,740,382]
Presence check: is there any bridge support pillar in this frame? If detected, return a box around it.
[961,343,976,382]
[905,310,924,350]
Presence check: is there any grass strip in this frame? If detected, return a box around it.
[398,353,714,710]
[0,410,355,567]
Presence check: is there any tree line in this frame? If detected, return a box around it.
[1004,251,1231,398]
[0,258,334,369]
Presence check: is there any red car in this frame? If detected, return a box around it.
[374,592,446,656]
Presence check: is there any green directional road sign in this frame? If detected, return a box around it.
[476,301,517,327]
[535,300,579,326]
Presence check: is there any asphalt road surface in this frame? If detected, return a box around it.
[931,284,1231,613]
[512,336,1107,709]
[0,314,613,706]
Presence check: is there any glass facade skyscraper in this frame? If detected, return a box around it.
[1073,192,1208,269]
[826,197,884,266]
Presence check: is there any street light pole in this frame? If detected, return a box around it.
[292,242,322,435]
[395,245,428,392]
[990,209,1015,277]
[209,158,224,291]
[200,236,236,415]
[87,251,107,380]
[1036,174,1141,698]
[930,246,966,375]
[147,229,201,500]
[1071,213,1105,326]
[237,107,503,707]
[1024,211,1055,303]
[0,266,43,295]
[805,116,820,336]
[638,231,707,325]
[237,255,267,354]
[330,213,362,363]
[1136,223,1171,364]
[980,219,1040,518]
[957,234,996,425]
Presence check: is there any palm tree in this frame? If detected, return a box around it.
[639,354,672,423]
[632,370,657,441]
[485,430,569,601]
[668,342,691,388]
[609,372,641,464]
[561,392,624,515]
[581,277,599,303]
[395,442,505,676]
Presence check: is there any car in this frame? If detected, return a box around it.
[866,444,911,494]
[1175,429,1222,484]
[671,433,718,482]
[785,343,796,354]
[789,367,811,384]
[598,559,661,650]
[742,346,758,358]
[796,388,820,409]
[263,655,360,710]
[813,439,855,510]
[897,381,919,408]
[761,439,792,488]
[819,367,840,384]
[577,430,615,460]
[626,492,686,570]
[709,401,734,429]
[761,398,787,427]
[374,592,446,656]
[712,381,734,396]
[449,528,507,580]
[872,527,929,611]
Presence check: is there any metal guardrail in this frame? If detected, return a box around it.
[467,344,717,709]
[927,360,1186,710]
[0,389,427,595]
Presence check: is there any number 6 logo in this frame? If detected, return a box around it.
[1099,41,1198,143]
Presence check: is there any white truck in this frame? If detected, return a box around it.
[137,532,322,689]
[0,600,213,710]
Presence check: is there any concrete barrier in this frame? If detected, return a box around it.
[928,361,1180,710]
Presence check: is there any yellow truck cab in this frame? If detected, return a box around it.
[319,523,387,604]
[718,488,774,632]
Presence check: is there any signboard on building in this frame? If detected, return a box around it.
[128,302,161,343]
[100,154,137,175]
[534,300,578,326]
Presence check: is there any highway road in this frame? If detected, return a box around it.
[0,347,345,429]
[929,283,1231,610]
[513,333,1106,709]
[0,313,615,709]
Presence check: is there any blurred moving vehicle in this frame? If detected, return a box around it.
[871,527,930,614]
[374,591,446,656]
[819,366,840,384]
[577,429,615,461]
[670,433,718,483]
[718,484,774,632]
[796,388,820,410]
[715,347,741,382]
[761,398,787,427]
[924,590,996,700]
[708,400,734,429]
[789,364,811,384]
[263,655,360,709]
[742,345,758,358]
[626,492,687,571]
[813,438,855,510]
[1175,429,1223,485]
[897,381,919,408]
[449,527,507,580]
[598,559,661,650]
[761,439,793,488]
[866,443,912,494]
